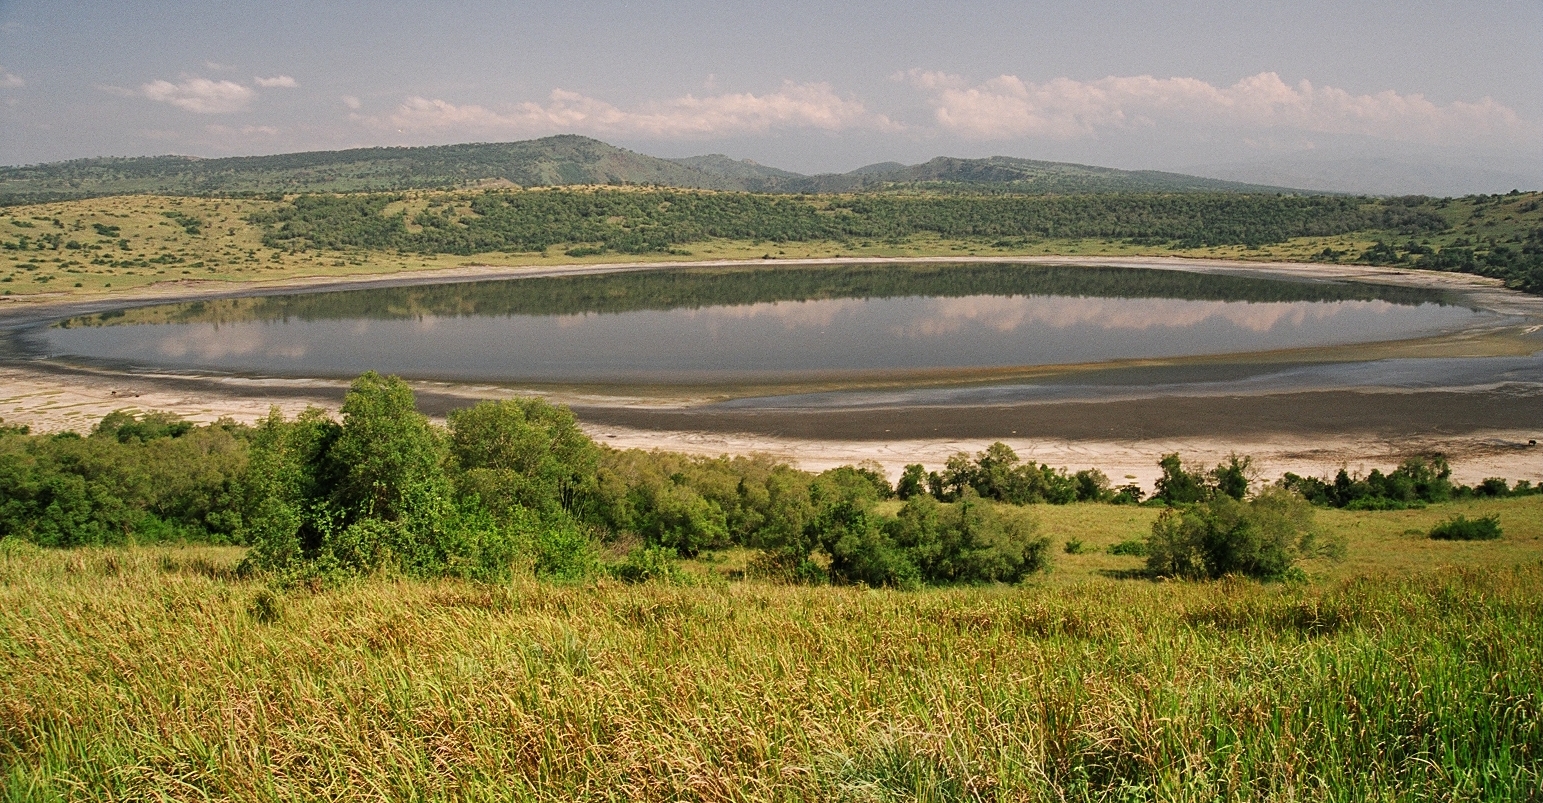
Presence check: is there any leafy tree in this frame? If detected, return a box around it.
[1209,454,1253,501]
[1155,453,1210,504]
[326,372,448,525]
[895,464,928,500]
[448,398,599,519]
[1073,468,1113,502]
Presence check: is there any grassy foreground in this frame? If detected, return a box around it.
[3,501,1542,801]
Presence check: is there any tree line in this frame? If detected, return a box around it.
[1,375,1534,586]
[249,190,1449,257]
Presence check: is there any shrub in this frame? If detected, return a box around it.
[1107,539,1147,556]
[609,545,689,584]
[895,464,928,500]
[1146,488,1339,580]
[886,494,1050,585]
[1154,453,1209,504]
[1073,469,1112,502]
[1428,514,1502,541]
[1110,483,1144,505]
[1064,538,1087,555]
[448,398,600,519]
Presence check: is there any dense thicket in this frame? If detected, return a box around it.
[1280,457,1537,510]
[0,379,1050,587]
[2,382,1529,584]
[251,191,1447,256]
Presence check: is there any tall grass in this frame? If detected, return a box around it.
[1,540,1539,801]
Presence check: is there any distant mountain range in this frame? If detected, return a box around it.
[0,135,1302,203]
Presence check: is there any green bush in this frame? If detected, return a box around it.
[1146,488,1340,580]
[1428,514,1502,541]
[1107,539,1147,556]
[886,494,1050,585]
[609,545,688,584]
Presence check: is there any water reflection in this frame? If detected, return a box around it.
[36,273,1484,383]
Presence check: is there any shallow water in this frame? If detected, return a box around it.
[32,263,1488,383]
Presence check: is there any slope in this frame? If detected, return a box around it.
[3,136,1304,203]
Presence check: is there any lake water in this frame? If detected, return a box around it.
[34,263,1485,384]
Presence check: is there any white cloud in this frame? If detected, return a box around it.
[205,123,281,138]
[903,69,1533,145]
[0,66,22,88]
[372,81,897,139]
[341,95,362,110]
[141,77,254,114]
[254,75,297,88]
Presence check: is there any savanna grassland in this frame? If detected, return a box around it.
[2,393,1541,802]
[2,512,1541,802]
[0,375,1540,799]
[2,188,1539,301]
[4,172,1543,801]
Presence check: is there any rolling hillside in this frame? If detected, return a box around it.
[1,136,1298,203]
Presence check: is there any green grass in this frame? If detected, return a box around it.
[3,497,1541,800]
[1029,496,1543,583]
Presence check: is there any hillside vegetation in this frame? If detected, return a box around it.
[0,136,1292,204]
[3,188,1541,300]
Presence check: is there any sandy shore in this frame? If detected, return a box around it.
[3,255,1541,489]
[3,362,1536,488]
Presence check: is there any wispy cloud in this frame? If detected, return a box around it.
[0,67,23,89]
[371,82,897,139]
[901,69,1533,145]
[141,77,254,113]
[205,123,281,138]
[254,75,297,88]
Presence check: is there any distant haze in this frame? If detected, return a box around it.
[1,1,1539,195]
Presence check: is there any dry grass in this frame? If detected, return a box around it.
[3,497,1541,800]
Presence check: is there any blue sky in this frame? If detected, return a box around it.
[1,0,1539,190]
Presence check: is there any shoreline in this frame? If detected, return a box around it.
[3,252,1536,324]
[3,255,1540,489]
[3,362,1538,491]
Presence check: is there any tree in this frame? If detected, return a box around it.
[326,372,448,525]
[1209,454,1253,501]
[447,398,600,519]
[1154,453,1209,505]
[896,464,928,500]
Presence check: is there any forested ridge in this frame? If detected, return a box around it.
[242,187,1543,294]
[0,136,1289,203]
[253,191,1448,254]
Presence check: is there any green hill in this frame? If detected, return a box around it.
[1,135,1302,203]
